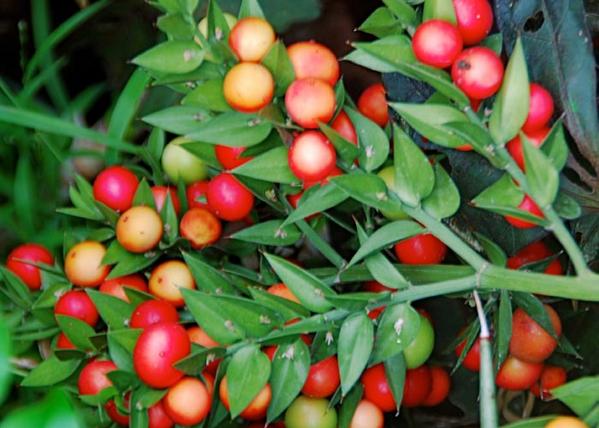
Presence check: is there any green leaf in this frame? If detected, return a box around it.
[481,33,503,54]
[182,79,231,112]
[133,41,204,74]
[512,292,559,339]
[1,388,80,428]
[103,241,160,279]
[382,0,418,28]
[475,233,507,266]
[489,38,530,144]
[181,252,237,294]
[56,315,95,350]
[175,347,226,375]
[21,355,80,387]
[384,353,406,411]
[142,106,213,134]
[87,289,133,330]
[157,13,195,39]
[231,219,301,246]
[108,68,150,142]
[267,339,311,422]
[180,141,219,169]
[238,0,265,18]
[437,121,495,153]
[132,179,156,208]
[501,416,559,428]
[554,192,582,220]
[107,329,141,372]
[345,107,389,172]
[226,345,271,419]
[214,294,284,338]
[371,303,421,364]
[423,0,457,23]
[392,125,435,206]
[265,253,336,313]
[249,288,310,321]
[453,321,480,373]
[348,220,423,266]
[232,146,297,184]
[283,184,348,226]
[358,7,402,38]
[338,383,364,428]
[390,102,468,148]
[541,121,569,171]
[522,134,559,206]
[159,192,178,247]
[0,267,33,308]
[262,41,295,96]
[338,313,374,395]
[552,376,599,417]
[319,122,361,164]
[187,112,272,146]
[330,172,403,214]
[422,162,460,219]
[495,290,512,370]
[0,315,12,403]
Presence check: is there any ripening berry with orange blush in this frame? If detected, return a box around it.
[116,206,163,253]
[223,63,274,113]
[358,83,388,127]
[228,17,275,62]
[285,78,336,129]
[163,377,212,426]
[267,283,300,304]
[64,241,110,287]
[219,376,272,421]
[288,131,337,182]
[287,41,340,86]
[509,305,562,363]
[100,273,148,302]
[180,207,222,249]
[149,260,195,307]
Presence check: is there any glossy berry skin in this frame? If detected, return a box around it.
[496,355,543,390]
[130,299,179,329]
[151,186,181,215]
[412,20,463,68]
[455,336,481,372]
[162,138,208,185]
[349,400,384,428]
[64,241,110,287]
[288,131,337,182]
[287,41,340,86]
[148,401,174,428]
[206,173,255,221]
[105,397,129,426]
[403,314,435,369]
[187,326,220,348]
[545,417,588,428]
[116,206,163,253]
[285,396,338,428]
[507,241,563,275]
[6,243,54,290]
[133,322,190,388]
[223,63,274,113]
[56,332,76,350]
[357,83,388,127]
[228,17,275,62]
[522,84,554,133]
[361,364,396,412]
[451,47,504,100]
[394,233,447,265]
[301,356,340,398]
[510,305,562,363]
[285,78,336,129]
[530,365,567,400]
[148,260,195,307]
[504,195,544,229]
[163,377,212,425]
[219,376,272,421]
[422,366,451,406]
[180,207,222,249]
[55,290,99,326]
[215,145,253,170]
[93,166,139,212]
[78,359,117,395]
[267,283,300,304]
[506,127,551,170]
[186,180,210,210]
[452,0,494,45]
[100,274,148,302]
[403,365,433,407]
[331,110,358,144]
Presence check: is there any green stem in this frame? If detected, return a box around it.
[296,219,346,269]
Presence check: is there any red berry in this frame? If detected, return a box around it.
[361,364,395,412]
[506,127,550,170]
[92,166,139,212]
[357,83,388,127]
[105,396,130,426]
[100,274,148,303]
[403,365,433,407]
[78,359,117,395]
[394,233,447,265]
[56,332,76,350]
[530,365,567,400]
[452,0,494,45]
[288,131,337,182]
[129,300,179,329]
[215,145,254,170]
[507,241,563,275]
[363,280,393,293]
[186,180,210,210]
[504,195,544,229]
[6,243,54,290]
[151,186,181,215]
[55,290,99,327]
[455,337,481,372]
[412,20,463,69]
[421,366,451,406]
[522,84,554,133]
[509,305,561,363]
[148,401,174,428]
[206,173,255,221]
[163,377,212,425]
[285,78,336,129]
[219,376,272,421]
[451,47,504,100]
[331,110,358,145]
[496,355,543,390]
[301,356,341,398]
[133,322,190,388]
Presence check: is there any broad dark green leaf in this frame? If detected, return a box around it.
[522,134,559,206]
[133,41,204,74]
[142,106,213,134]
[358,7,402,38]
[87,289,133,330]
[231,219,301,246]
[345,107,389,172]
[226,345,271,418]
[157,13,195,39]
[21,356,80,387]
[1,388,80,428]
[249,288,310,321]
[338,383,364,428]
[132,179,156,208]
[475,233,507,266]
[107,329,141,372]
[181,251,237,295]
[338,313,374,395]
[422,162,460,219]
[330,173,404,214]
[283,184,348,226]
[182,79,231,112]
[175,346,226,375]
[187,112,272,146]
[319,122,361,164]
[384,352,406,411]
[267,339,310,422]
[232,146,297,184]
[103,241,159,280]
[238,0,265,18]
[262,41,295,96]
[554,192,582,220]
[512,292,558,339]
[371,303,420,364]
[495,290,512,370]
[56,315,95,350]
[423,0,457,23]
[552,376,599,417]
[541,121,569,171]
